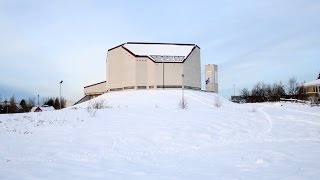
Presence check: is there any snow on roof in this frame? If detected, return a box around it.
[123,42,196,62]
[40,106,55,111]
[303,79,320,86]
[31,106,55,112]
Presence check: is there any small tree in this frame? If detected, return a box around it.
[20,99,28,112]
[264,84,273,97]
[44,97,54,107]
[27,97,36,109]
[0,95,2,112]
[318,72,320,80]
[60,97,66,108]
[214,96,222,108]
[239,88,250,99]
[272,81,286,97]
[251,82,267,101]
[178,97,188,109]
[54,97,60,109]
[8,96,16,113]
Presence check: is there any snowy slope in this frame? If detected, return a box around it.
[1,90,320,179]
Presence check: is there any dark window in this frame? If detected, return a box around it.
[124,86,135,90]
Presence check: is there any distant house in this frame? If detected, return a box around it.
[15,104,24,113]
[302,78,320,104]
[303,79,320,97]
[30,105,55,112]
[0,101,24,113]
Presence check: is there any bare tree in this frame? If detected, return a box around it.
[265,84,273,97]
[8,96,16,113]
[54,97,60,109]
[272,81,286,97]
[44,97,54,107]
[60,97,66,108]
[214,96,222,108]
[287,77,298,95]
[27,97,36,111]
[0,96,2,113]
[251,82,266,97]
[178,97,188,109]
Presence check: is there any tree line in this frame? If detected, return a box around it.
[0,95,66,114]
[237,77,306,103]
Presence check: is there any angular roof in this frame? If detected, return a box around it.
[303,79,320,86]
[109,42,199,62]
[84,81,106,88]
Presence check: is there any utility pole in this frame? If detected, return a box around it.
[59,80,63,109]
[233,84,235,97]
[4,99,8,113]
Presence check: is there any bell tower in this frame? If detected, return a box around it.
[205,64,218,93]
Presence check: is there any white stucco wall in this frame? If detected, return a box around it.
[164,63,183,86]
[183,47,201,89]
[136,58,148,87]
[107,47,136,91]
[107,46,123,90]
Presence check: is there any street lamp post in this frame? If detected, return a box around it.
[59,80,63,109]
[4,99,8,113]
[233,84,235,97]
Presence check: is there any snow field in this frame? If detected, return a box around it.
[1,90,320,179]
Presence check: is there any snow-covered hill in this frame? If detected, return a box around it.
[1,90,320,179]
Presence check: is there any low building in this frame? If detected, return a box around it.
[303,79,320,97]
[0,101,24,113]
[84,81,107,96]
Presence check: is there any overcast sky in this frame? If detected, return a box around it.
[1,0,320,102]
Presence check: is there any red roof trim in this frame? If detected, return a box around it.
[84,81,107,88]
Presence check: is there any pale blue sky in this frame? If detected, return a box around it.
[1,0,320,101]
